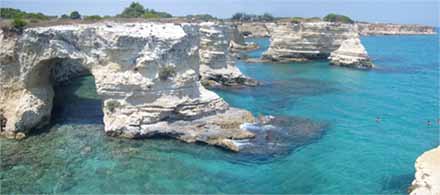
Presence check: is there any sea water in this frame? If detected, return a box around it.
[1,35,438,194]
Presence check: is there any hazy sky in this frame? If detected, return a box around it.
[1,0,438,26]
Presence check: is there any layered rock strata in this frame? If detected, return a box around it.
[199,22,258,88]
[329,37,374,69]
[409,147,440,195]
[357,23,437,36]
[236,22,271,38]
[262,22,363,63]
[0,22,256,151]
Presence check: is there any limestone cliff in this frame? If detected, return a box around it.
[329,37,374,69]
[0,22,255,151]
[199,22,257,88]
[409,147,440,195]
[262,22,362,63]
[357,23,437,36]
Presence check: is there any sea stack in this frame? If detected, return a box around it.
[409,147,440,195]
[329,37,374,69]
[199,22,258,88]
[261,22,368,64]
[0,22,256,151]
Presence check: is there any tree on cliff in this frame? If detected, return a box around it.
[119,2,146,18]
[231,12,275,22]
[118,2,172,19]
[323,13,354,24]
[70,11,81,20]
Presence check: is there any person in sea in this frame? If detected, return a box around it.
[0,110,6,132]
[375,116,381,123]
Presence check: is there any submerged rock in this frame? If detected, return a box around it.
[236,115,327,160]
[329,37,374,69]
[0,22,256,151]
[409,147,440,195]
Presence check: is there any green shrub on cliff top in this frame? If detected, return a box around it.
[159,66,176,81]
[118,2,172,19]
[323,13,354,24]
[70,11,81,20]
[12,17,28,32]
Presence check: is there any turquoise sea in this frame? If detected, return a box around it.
[1,35,438,194]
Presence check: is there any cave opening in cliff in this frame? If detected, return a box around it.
[39,58,104,125]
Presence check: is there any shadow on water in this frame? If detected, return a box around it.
[215,77,339,115]
[28,76,104,137]
[51,76,104,125]
[231,116,329,163]
[373,62,438,74]
[380,174,414,194]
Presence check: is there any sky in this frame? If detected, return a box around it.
[1,0,438,26]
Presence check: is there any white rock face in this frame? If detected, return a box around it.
[262,22,364,63]
[409,147,440,195]
[329,37,374,69]
[0,22,255,150]
[199,22,257,88]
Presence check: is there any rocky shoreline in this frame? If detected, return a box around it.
[0,20,434,151]
[237,21,437,38]
[357,23,437,36]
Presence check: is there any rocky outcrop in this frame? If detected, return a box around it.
[409,147,440,195]
[262,22,362,63]
[0,22,256,151]
[357,23,437,36]
[329,37,374,69]
[199,22,258,88]
[236,22,271,38]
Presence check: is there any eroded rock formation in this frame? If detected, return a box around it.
[409,147,440,195]
[329,37,374,69]
[262,22,363,63]
[0,22,256,151]
[199,22,258,88]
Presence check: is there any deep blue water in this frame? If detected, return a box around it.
[1,35,438,194]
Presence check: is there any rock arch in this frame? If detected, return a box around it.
[0,22,255,151]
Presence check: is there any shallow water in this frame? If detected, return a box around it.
[1,35,438,194]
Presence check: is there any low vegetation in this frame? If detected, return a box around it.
[323,13,354,24]
[11,17,28,32]
[0,8,50,20]
[231,13,275,22]
[185,14,217,21]
[83,15,103,21]
[159,66,176,81]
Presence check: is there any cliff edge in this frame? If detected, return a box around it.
[409,147,440,195]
